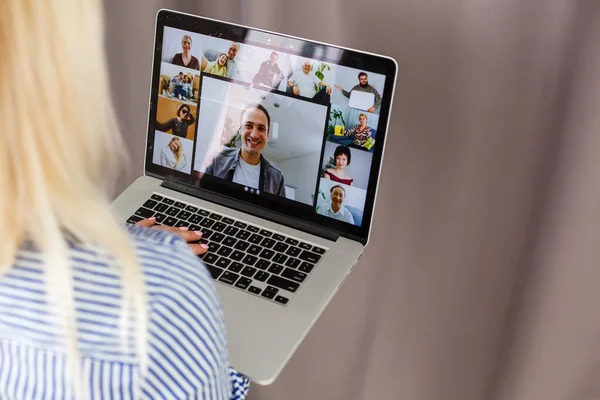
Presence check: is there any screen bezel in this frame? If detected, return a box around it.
[145,9,397,245]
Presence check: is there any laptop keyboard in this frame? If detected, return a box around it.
[126,193,327,306]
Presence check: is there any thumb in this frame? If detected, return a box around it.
[135,217,156,228]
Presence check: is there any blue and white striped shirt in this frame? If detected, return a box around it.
[0,225,249,399]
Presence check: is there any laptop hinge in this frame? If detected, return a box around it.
[161,179,340,242]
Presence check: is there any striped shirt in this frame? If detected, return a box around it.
[0,225,250,399]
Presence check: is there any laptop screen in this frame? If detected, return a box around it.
[146,10,397,243]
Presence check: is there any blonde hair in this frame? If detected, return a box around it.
[358,113,368,121]
[182,34,193,45]
[169,137,184,167]
[0,0,147,397]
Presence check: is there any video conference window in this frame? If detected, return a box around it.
[152,25,390,228]
[194,75,328,206]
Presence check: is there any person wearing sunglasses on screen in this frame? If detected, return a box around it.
[156,103,196,138]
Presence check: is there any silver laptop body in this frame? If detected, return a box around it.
[112,9,397,384]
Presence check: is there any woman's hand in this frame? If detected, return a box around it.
[136,217,209,256]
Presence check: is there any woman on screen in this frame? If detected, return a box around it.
[160,137,188,171]
[202,53,228,77]
[345,113,373,148]
[156,103,196,138]
[170,34,201,70]
[323,145,354,186]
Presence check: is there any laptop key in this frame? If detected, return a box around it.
[259,249,275,260]
[228,262,244,273]
[285,258,301,269]
[242,254,258,266]
[273,242,288,253]
[267,275,300,293]
[247,225,259,233]
[259,229,272,237]
[235,230,251,240]
[230,250,245,261]
[216,246,233,258]
[200,219,215,228]
[234,240,250,251]
[126,215,143,224]
[209,213,222,221]
[219,271,240,285]
[241,266,257,278]
[273,234,286,241]
[162,198,175,205]
[254,271,270,282]
[282,268,307,283]
[222,217,235,225]
[154,213,167,223]
[248,286,261,295]
[174,201,186,209]
[205,265,224,279]
[185,205,198,213]
[216,258,232,269]
[234,221,247,229]
[223,237,237,247]
[285,238,299,246]
[150,194,163,201]
[272,253,288,264]
[189,214,203,224]
[285,246,302,257]
[235,277,252,290]
[255,259,271,270]
[200,229,213,239]
[299,242,312,251]
[163,217,178,226]
[134,207,154,219]
[198,209,210,216]
[299,250,322,264]
[247,245,262,256]
[211,232,225,243]
[261,286,278,299]
[208,242,220,252]
[224,226,239,236]
[175,220,189,228]
[261,238,276,249]
[299,262,315,274]
[143,199,158,209]
[176,210,191,220]
[268,264,284,275]
[312,247,326,255]
[166,207,179,216]
[154,203,169,212]
[248,234,262,244]
[202,253,219,265]
[212,222,227,232]
[218,271,238,285]
[274,296,289,305]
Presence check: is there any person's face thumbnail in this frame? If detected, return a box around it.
[218,54,227,66]
[335,153,348,169]
[331,187,345,209]
[359,74,369,87]
[269,53,278,64]
[302,62,311,75]
[240,108,269,156]
[228,44,238,60]
[178,73,184,80]
[181,38,192,53]
[359,115,368,126]
[179,107,190,118]
[169,139,180,151]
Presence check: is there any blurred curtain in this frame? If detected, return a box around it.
[103,0,600,399]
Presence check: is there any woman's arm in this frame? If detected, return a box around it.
[156,118,176,133]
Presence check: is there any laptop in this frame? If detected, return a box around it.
[112,9,397,384]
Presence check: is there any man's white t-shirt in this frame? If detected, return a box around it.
[233,157,261,189]
[289,71,320,98]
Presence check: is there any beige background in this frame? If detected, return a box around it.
[104,1,600,399]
